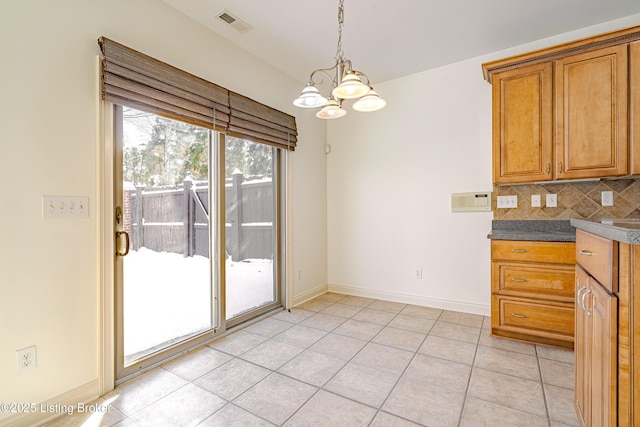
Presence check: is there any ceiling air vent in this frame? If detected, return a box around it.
[216,9,253,33]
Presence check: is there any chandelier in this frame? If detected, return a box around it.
[292,0,386,119]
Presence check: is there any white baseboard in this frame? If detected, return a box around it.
[327,283,491,316]
[1,379,99,427]
[290,283,328,308]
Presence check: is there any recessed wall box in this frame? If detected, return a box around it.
[451,192,492,212]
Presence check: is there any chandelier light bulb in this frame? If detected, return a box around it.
[353,89,387,112]
[315,99,347,119]
[332,72,369,99]
[293,84,326,108]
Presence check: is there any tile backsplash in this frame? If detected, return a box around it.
[493,178,640,220]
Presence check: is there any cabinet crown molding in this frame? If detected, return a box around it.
[482,24,640,83]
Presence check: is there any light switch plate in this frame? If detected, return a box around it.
[601,191,614,207]
[42,196,89,218]
[546,194,558,208]
[497,195,518,209]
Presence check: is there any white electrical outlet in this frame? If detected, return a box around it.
[546,194,558,208]
[413,268,423,280]
[601,191,614,207]
[42,196,89,218]
[16,345,37,373]
[531,194,541,207]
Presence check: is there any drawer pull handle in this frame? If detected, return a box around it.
[511,278,529,282]
[579,250,593,256]
[511,249,529,253]
[511,313,529,319]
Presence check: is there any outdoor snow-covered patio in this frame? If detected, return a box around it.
[123,248,274,362]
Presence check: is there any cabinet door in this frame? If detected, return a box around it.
[574,266,591,427]
[588,277,617,427]
[631,41,640,174]
[492,61,553,183]
[555,45,628,179]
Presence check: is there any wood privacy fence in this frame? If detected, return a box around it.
[124,173,273,261]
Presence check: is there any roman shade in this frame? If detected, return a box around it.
[98,37,297,150]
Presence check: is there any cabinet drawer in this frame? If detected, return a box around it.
[575,229,617,293]
[491,240,576,264]
[492,296,575,339]
[493,262,575,300]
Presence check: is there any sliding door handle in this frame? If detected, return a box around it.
[116,231,130,256]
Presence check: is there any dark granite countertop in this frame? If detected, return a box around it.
[570,218,640,245]
[488,220,576,242]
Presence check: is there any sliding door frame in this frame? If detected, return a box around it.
[222,136,285,330]
[98,100,289,391]
[113,104,218,383]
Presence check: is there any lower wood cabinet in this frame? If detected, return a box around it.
[490,240,576,349]
[574,264,617,427]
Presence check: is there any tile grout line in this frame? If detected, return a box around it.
[278,297,374,426]
[535,345,553,427]
[372,309,443,427]
[456,319,484,427]
[279,297,428,426]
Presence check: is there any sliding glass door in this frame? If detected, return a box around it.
[115,106,216,379]
[224,136,280,324]
[113,107,283,381]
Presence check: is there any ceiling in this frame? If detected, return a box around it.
[162,0,640,86]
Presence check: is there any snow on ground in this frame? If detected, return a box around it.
[123,248,273,359]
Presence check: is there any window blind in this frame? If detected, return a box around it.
[98,37,297,150]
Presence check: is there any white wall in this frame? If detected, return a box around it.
[327,59,493,314]
[326,13,640,315]
[0,0,326,423]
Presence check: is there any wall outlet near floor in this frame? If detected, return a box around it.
[413,268,423,280]
[531,194,541,207]
[546,194,558,208]
[497,195,518,209]
[601,191,614,207]
[16,345,37,373]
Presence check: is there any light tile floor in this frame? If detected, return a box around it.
[45,293,578,426]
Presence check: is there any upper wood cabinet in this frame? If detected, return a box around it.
[631,41,640,174]
[555,45,628,180]
[492,62,552,183]
[483,25,640,184]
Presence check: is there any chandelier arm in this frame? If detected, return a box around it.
[340,58,352,72]
[350,70,371,87]
[308,62,340,87]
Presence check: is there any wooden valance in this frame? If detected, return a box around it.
[98,37,297,150]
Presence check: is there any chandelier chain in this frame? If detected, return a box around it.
[336,0,345,59]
